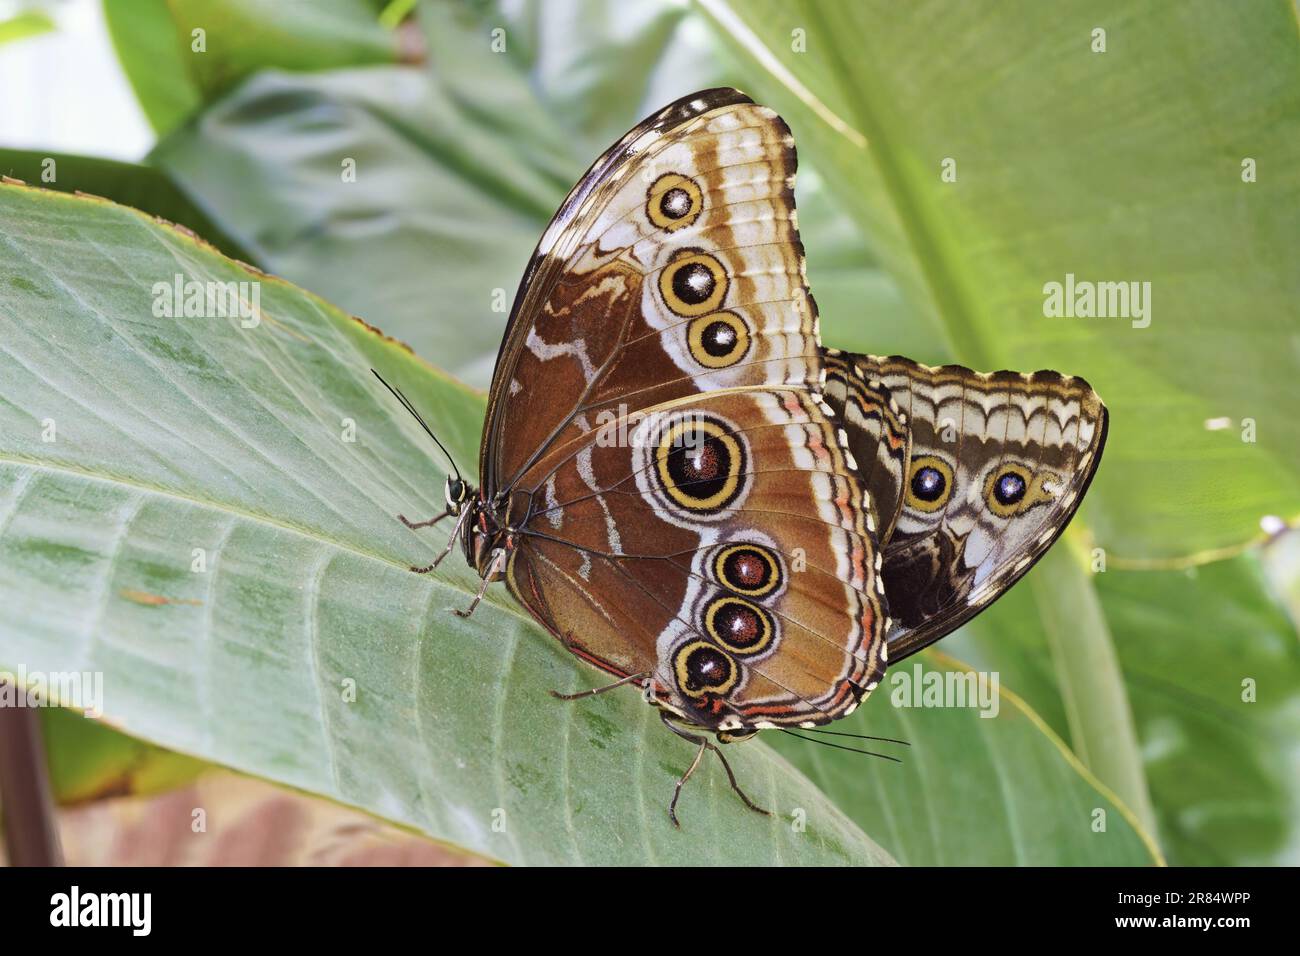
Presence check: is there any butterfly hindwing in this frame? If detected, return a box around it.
[822,352,1107,662]
[506,387,886,731]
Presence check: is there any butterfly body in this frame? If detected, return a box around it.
[386,88,1107,824]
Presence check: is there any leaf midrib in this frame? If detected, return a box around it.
[800,1,990,369]
[0,449,528,623]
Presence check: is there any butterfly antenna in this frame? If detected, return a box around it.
[798,728,910,746]
[779,729,903,762]
[371,369,463,483]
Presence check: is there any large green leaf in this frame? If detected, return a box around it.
[0,182,887,866]
[0,148,255,264]
[0,183,1164,865]
[0,147,246,806]
[700,0,1300,562]
[103,0,402,136]
[950,549,1300,865]
[771,651,1161,865]
[1106,554,1300,866]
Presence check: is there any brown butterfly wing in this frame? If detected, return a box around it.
[823,352,1108,662]
[506,388,886,732]
[821,347,911,542]
[479,89,822,497]
[480,89,886,732]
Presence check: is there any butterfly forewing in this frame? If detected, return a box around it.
[480,89,823,496]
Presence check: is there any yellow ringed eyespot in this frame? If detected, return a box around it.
[687,311,749,368]
[646,173,703,231]
[659,251,727,317]
[673,640,738,698]
[906,455,954,513]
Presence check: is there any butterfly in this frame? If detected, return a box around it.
[377,88,1107,826]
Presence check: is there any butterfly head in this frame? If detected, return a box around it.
[444,476,470,513]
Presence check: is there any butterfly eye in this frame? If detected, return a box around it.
[984,463,1036,517]
[687,311,750,368]
[654,416,747,513]
[646,173,703,231]
[713,544,782,598]
[905,455,954,513]
[673,640,738,698]
[704,596,775,656]
[659,251,727,317]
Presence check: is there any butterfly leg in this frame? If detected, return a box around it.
[660,713,770,827]
[706,741,771,819]
[667,733,708,830]
[398,508,452,530]
[549,672,648,701]
[453,547,505,618]
[410,506,473,574]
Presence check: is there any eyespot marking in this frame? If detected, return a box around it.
[646,173,703,231]
[983,462,1060,517]
[659,251,727,316]
[712,544,783,599]
[704,595,774,656]
[905,455,954,513]
[673,640,738,698]
[687,311,750,368]
[653,414,748,514]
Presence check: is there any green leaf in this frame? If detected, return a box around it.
[102,0,202,135]
[104,0,402,136]
[3,150,248,804]
[1028,546,1156,832]
[0,148,256,264]
[41,708,209,804]
[951,548,1300,865]
[0,182,892,866]
[700,0,1300,562]
[0,9,54,47]
[1103,553,1300,865]
[773,651,1162,865]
